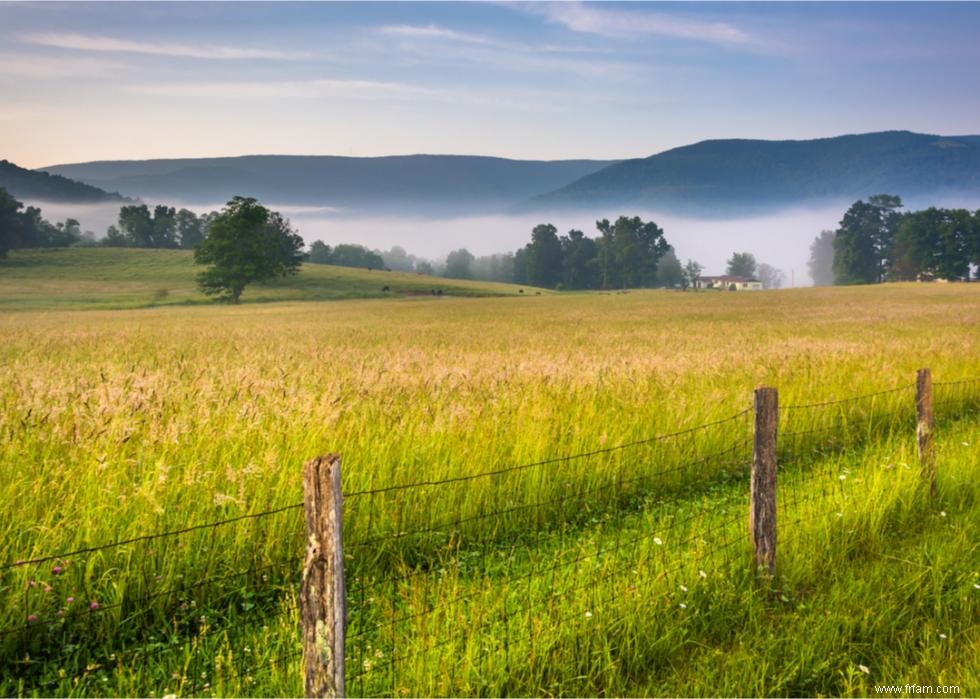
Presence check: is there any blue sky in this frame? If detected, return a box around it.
[2,1,979,168]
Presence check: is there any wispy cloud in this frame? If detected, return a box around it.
[523,2,760,47]
[127,79,439,100]
[379,24,499,47]
[0,51,123,78]
[375,23,634,80]
[22,32,310,60]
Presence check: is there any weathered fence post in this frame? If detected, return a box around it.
[301,454,346,698]
[750,387,778,577]
[916,368,936,498]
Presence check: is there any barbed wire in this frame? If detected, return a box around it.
[347,436,751,553]
[4,375,977,695]
[2,503,304,571]
[345,409,752,499]
[933,377,980,387]
[782,383,913,410]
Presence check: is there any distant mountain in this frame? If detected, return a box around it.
[525,131,980,215]
[41,155,614,214]
[0,159,127,203]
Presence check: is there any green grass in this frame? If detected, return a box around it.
[0,274,977,696]
[0,248,543,310]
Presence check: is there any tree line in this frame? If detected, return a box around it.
[436,216,684,290]
[808,195,980,285]
[438,221,787,291]
[3,190,789,293]
[0,187,97,256]
[0,187,213,257]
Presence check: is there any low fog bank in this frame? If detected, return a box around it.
[23,194,980,288]
[279,205,853,286]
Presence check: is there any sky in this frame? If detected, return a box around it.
[2,1,980,169]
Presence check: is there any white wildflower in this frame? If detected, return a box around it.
[858,664,870,675]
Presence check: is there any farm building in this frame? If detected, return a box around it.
[695,275,763,291]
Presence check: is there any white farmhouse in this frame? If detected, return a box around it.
[695,275,764,291]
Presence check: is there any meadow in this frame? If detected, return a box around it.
[0,252,978,697]
[0,248,537,310]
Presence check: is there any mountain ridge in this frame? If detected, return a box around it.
[1,159,128,204]
[40,154,616,214]
[524,130,980,214]
[35,131,980,217]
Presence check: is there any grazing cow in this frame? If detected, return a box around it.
[382,286,390,293]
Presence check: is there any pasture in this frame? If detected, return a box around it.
[0,259,978,697]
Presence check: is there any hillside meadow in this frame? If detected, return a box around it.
[0,248,539,310]
[0,256,978,697]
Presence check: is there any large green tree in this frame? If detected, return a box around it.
[560,229,598,290]
[526,223,563,288]
[726,252,757,278]
[833,195,903,284]
[193,197,304,304]
[612,216,669,288]
[936,209,974,281]
[890,208,941,280]
[594,216,669,288]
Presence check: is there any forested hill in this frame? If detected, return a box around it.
[40,155,613,213]
[0,159,127,203]
[526,131,980,214]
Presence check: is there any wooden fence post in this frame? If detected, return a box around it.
[916,368,936,498]
[750,387,778,577]
[301,454,346,698]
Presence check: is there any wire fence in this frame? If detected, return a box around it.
[1,373,977,696]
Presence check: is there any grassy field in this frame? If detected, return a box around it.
[0,262,978,697]
[0,248,541,310]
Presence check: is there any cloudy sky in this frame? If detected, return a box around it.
[2,1,979,168]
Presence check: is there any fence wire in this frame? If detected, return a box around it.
[2,376,978,696]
